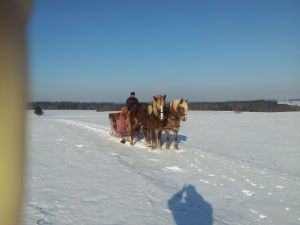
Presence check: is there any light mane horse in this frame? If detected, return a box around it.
[129,95,166,149]
[160,98,188,149]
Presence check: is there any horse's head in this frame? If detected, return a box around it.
[153,94,166,121]
[172,98,189,121]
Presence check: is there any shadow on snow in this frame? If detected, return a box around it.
[160,133,187,145]
[168,184,213,225]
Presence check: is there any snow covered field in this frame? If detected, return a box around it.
[22,110,300,225]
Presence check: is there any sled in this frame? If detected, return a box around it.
[108,108,142,143]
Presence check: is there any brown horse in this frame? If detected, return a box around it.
[129,95,166,149]
[160,99,189,149]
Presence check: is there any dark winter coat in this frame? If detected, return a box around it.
[126,97,139,111]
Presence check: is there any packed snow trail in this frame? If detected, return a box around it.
[23,110,300,225]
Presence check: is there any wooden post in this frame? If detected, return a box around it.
[0,1,33,225]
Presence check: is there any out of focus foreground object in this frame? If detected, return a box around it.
[0,0,34,225]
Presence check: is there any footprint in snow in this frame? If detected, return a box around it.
[165,166,183,172]
[83,195,109,202]
[109,153,121,159]
[242,190,255,197]
[225,195,234,200]
[37,219,52,225]
[199,179,210,184]
[250,209,267,220]
[109,153,118,156]
[150,158,159,162]
[75,144,83,148]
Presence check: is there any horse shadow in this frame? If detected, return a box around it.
[160,133,187,146]
[140,130,187,146]
[168,184,213,225]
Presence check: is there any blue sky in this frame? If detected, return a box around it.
[28,0,300,102]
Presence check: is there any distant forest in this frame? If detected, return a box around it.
[28,100,300,112]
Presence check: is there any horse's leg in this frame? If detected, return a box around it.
[165,129,170,149]
[173,129,179,150]
[142,127,150,146]
[157,129,162,150]
[151,128,157,149]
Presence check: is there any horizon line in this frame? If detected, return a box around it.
[28,98,300,104]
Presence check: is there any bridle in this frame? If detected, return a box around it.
[160,105,164,121]
[152,101,165,121]
[170,102,187,120]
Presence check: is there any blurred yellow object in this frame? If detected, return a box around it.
[0,1,33,225]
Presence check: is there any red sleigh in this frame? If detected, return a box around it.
[109,108,130,137]
[108,108,142,143]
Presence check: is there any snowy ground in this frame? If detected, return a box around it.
[22,110,300,225]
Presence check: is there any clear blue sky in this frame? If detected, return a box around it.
[28,0,300,102]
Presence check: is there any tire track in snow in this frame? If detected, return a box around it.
[185,144,300,186]
[52,119,110,136]
[52,118,178,151]
[52,118,298,225]
[54,118,299,197]
[52,118,147,148]
[32,118,174,224]
[51,119,180,192]
[181,145,300,224]
[53,118,300,195]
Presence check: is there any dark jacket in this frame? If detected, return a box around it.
[126,96,139,111]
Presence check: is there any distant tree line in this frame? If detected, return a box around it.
[28,100,300,112]
[188,100,300,112]
[27,101,125,111]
